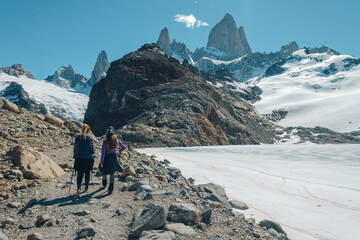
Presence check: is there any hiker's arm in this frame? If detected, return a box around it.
[89,138,95,154]
[73,136,78,158]
[118,140,126,152]
[100,141,106,164]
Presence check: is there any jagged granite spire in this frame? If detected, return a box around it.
[238,26,252,54]
[207,13,251,59]
[89,50,110,86]
[156,27,171,53]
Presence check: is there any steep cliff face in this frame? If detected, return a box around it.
[88,50,110,86]
[156,27,171,53]
[84,44,276,147]
[206,14,251,59]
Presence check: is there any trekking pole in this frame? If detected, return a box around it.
[68,169,75,194]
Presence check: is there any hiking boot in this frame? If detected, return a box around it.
[83,186,89,193]
[75,190,81,198]
[108,183,114,195]
[102,179,107,188]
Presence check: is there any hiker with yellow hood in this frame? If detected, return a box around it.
[73,124,96,198]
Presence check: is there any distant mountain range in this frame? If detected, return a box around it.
[1,13,359,137]
[156,13,339,82]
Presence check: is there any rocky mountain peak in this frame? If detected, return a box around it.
[46,65,88,89]
[156,27,171,53]
[279,41,299,57]
[207,13,251,59]
[0,64,34,79]
[238,26,252,54]
[89,50,110,86]
[84,43,276,146]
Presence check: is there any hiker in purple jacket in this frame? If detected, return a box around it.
[99,126,126,194]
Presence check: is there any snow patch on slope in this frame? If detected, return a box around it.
[0,73,89,121]
[252,50,360,132]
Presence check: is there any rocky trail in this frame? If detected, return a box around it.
[0,98,285,240]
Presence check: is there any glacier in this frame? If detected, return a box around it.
[139,144,360,240]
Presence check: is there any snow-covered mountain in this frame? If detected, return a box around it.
[0,72,89,121]
[252,49,360,132]
[156,14,300,81]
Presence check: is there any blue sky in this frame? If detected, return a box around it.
[1,0,359,79]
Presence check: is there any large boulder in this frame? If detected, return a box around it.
[200,183,232,209]
[259,220,287,236]
[230,200,249,210]
[44,114,64,128]
[164,223,196,236]
[2,98,19,113]
[167,203,201,225]
[131,203,166,238]
[7,145,65,179]
[139,230,175,240]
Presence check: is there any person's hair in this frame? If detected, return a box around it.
[106,133,119,151]
[81,124,90,140]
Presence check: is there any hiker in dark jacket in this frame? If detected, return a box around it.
[73,124,96,198]
[99,126,126,194]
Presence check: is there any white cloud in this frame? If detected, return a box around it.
[174,14,209,29]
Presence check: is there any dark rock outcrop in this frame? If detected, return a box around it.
[0,64,34,79]
[84,44,276,147]
[46,65,88,89]
[207,13,251,59]
[88,50,110,86]
[1,82,48,114]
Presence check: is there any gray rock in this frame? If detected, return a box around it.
[259,220,287,236]
[139,230,175,240]
[11,169,23,180]
[76,223,96,238]
[167,167,182,179]
[0,231,8,240]
[2,217,15,225]
[167,203,201,225]
[252,232,261,238]
[135,185,152,195]
[144,193,153,200]
[267,228,282,240]
[129,179,150,191]
[73,210,91,216]
[179,189,189,197]
[26,232,43,240]
[165,223,196,236]
[268,228,282,239]
[201,206,212,224]
[131,203,166,238]
[8,202,21,208]
[115,208,127,216]
[19,221,34,229]
[142,165,154,172]
[200,183,232,209]
[36,214,50,226]
[230,200,249,210]
[235,212,245,220]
